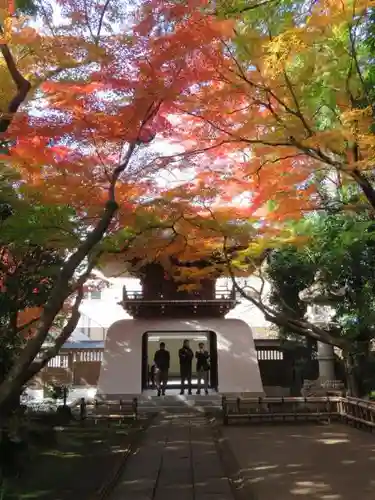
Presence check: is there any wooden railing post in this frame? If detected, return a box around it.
[132,397,138,420]
[222,396,228,425]
[79,397,87,422]
[236,397,241,414]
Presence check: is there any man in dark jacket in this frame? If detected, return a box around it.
[195,342,210,395]
[154,342,170,396]
[179,339,194,395]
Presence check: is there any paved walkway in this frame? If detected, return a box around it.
[222,423,375,500]
[111,414,234,500]
[111,416,375,500]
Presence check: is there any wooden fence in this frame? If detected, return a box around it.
[222,395,375,430]
[32,349,103,388]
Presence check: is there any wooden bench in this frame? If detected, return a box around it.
[89,398,138,425]
[222,396,340,425]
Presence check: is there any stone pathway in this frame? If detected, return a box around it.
[111,414,235,500]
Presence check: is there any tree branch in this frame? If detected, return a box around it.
[222,236,348,349]
[0,35,31,133]
[22,286,84,385]
[15,316,40,335]
[17,254,98,387]
[350,169,375,212]
[218,0,279,16]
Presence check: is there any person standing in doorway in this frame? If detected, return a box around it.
[196,342,210,395]
[154,342,170,396]
[179,339,193,395]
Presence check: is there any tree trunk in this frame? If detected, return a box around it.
[343,351,360,397]
[0,42,31,133]
[351,170,375,211]
[0,203,118,408]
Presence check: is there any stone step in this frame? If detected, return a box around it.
[139,402,220,407]
[140,394,220,401]
[139,395,221,408]
[140,407,219,414]
[136,394,222,414]
[97,393,221,402]
[93,393,224,415]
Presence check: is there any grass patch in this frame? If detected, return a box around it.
[2,420,143,500]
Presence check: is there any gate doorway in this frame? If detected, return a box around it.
[141,331,218,392]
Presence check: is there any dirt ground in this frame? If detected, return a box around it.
[222,422,375,500]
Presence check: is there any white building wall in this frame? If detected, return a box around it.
[72,278,137,341]
[72,277,271,396]
[97,318,264,397]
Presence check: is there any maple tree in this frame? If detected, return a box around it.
[132,0,375,351]
[0,0,240,409]
[93,1,359,349]
[96,0,375,385]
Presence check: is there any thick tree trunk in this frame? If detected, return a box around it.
[351,169,375,212]
[0,202,118,408]
[0,141,136,409]
[0,42,31,133]
[343,351,360,397]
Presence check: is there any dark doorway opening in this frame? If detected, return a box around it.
[209,331,218,391]
[141,331,218,392]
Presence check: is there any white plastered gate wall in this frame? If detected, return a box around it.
[97,317,264,397]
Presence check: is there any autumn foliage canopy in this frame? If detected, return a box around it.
[2,0,374,261]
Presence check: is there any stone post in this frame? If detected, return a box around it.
[317,341,335,382]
